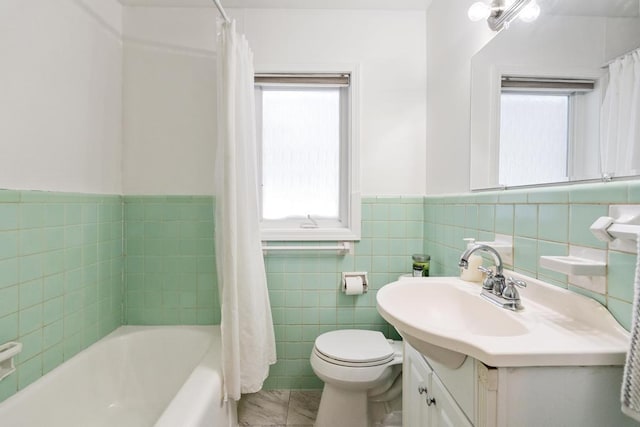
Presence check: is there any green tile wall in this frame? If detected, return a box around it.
[424,181,640,331]
[123,196,219,325]
[0,190,123,401]
[3,183,638,396]
[263,196,424,389]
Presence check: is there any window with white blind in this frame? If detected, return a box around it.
[255,72,360,241]
[498,76,596,187]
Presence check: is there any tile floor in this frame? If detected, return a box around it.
[238,390,322,427]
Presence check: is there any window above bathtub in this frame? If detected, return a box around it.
[254,67,361,241]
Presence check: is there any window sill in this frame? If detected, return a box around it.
[260,227,360,242]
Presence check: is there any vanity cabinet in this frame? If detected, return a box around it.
[403,342,472,427]
[403,342,635,427]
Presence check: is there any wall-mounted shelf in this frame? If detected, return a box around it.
[539,246,607,294]
[539,256,606,276]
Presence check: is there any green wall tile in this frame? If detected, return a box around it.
[514,205,538,238]
[513,237,537,275]
[569,204,608,249]
[19,204,44,229]
[629,182,640,203]
[0,205,18,231]
[18,354,42,390]
[0,259,18,289]
[495,205,514,234]
[538,205,569,243]
[569,182,628,204]
[19,305,42,335]
[607,298,632,331]
[0,191,20,203]
[123,196,219,326]
[477,205,495,232]
[498,190,528,204]
[607,251,636,302]
[526,187,568,203]
[0,232,18,260]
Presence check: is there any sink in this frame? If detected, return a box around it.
[376,272,630,369]
[391,282,529,337]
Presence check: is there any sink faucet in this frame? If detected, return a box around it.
[458,244,526,311]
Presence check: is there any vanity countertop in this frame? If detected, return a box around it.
[376,271,630,368]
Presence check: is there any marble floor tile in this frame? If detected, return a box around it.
[286,390,322,425]
[238,390,290,426]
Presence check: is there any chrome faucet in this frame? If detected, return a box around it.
[458,244,526,311]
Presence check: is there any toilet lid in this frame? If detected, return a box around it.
[314,330,394,364]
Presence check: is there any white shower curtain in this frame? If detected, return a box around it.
[215,20,276,401]
[600,48,640,178]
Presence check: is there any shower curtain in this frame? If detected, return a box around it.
[215,19,276,401]
[600,48,640,178]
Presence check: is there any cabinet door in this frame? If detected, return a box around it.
[403,346,432,427]
[430,374,473,427]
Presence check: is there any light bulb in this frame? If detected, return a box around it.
[519,0,540,22]
[468,1,491,22]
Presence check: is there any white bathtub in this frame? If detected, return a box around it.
[0,325,237,427]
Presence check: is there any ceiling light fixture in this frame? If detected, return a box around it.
[468,0,541,31]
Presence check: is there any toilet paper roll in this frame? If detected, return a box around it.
[344,276,364,295]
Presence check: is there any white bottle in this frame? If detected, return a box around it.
[460,238,483,282]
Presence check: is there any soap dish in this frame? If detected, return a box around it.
[539,256,607,276]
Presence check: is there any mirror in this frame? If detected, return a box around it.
[470,0,640,190]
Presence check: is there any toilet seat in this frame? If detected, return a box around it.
[313,330,395,367]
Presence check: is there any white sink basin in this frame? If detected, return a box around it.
[399,283,529,337]
[376,271,629,368]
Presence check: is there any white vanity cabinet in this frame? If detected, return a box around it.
[403,342,473,427]
[403,342,635,427]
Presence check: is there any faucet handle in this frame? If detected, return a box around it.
[477,266,494,277]
[506,277,527,288]
[478,266,495,291]
[502,277,527,302]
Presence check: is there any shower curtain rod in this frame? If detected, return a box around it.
[212,0,231,23]
[601,46,640,68]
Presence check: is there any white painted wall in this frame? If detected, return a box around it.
[121,7,427,196]
[242,9,427,196]
[425,0,494,194]
[122,7,218,195]
[0,0,123,194]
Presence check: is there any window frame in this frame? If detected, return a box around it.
[254,65,361,242]
[489,69,600,187]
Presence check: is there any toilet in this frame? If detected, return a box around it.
[310,329,403,427]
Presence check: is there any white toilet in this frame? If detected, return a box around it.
[310,329,403,427]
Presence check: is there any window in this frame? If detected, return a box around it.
[498,76,596,187]
[255,72,360,241]
[499,92,570,186]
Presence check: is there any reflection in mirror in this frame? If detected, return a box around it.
[498,76,597,186]
[470,0,640,190]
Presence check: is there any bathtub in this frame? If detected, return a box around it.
[0,325,237,427]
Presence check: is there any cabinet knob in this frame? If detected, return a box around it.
[418,386,428,395]
[426,397,436,406]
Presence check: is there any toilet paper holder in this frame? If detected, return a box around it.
[342,272,368,294]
